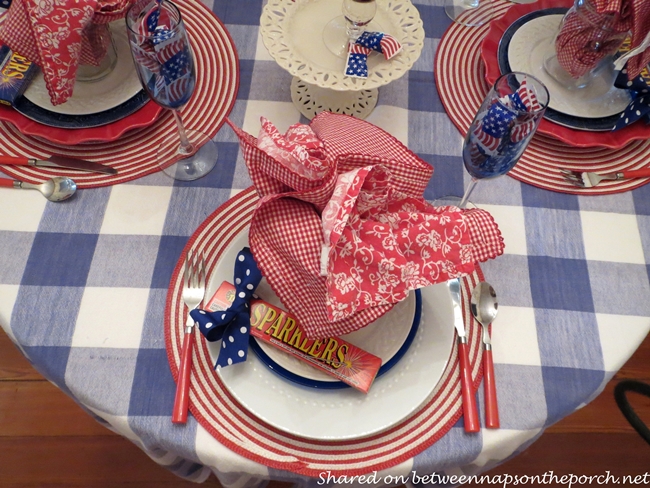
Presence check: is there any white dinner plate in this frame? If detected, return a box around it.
[20,21,144,119]
[207,228,455,440]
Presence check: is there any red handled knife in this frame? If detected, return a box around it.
[0,155,117,175]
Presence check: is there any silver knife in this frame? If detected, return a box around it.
[448,278,480,433]
[0,154,117,175]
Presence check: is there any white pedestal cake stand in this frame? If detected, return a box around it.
[260,0,424,119]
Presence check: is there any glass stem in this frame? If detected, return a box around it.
[459,177,479,209]
[172,109,194,156]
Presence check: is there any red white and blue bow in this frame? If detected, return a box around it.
[612,69,650,131]
[344,31,402,78]
[190,248,263,369]
[355,31,402,60]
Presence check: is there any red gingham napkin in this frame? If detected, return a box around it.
[227,112,505,338]
[0,0,133,105]
[555,0,650,79]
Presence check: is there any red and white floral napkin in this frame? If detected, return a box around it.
[0,0,132,105]
[227,112,505,339]
[555,0,650,79]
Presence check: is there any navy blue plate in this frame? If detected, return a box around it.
[13,89,150,129]
[498,7,625,132]
[249,289,422,389]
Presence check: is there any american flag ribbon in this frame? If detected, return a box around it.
[470,78,540,156]
[133,3,193,106]
[345,43,372,78]
[355,31,402,60]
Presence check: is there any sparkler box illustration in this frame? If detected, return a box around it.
[0,44,38,106]
[206,281,382,393]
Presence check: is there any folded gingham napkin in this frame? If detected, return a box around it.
[0,0,132,105]
[555,0,650,80]
[227,112,505,338]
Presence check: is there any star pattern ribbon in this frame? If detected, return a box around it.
[344,31,402,78]
[190,247,262,369]
[132,0,193,108]
[345,43,372,78]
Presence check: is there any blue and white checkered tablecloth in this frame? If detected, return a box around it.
[1,0,650,485]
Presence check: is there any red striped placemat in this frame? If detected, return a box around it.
[0,0,238,189]
[164,187,486,477]
[435,0,650,195]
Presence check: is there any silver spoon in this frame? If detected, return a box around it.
[0,176,77,202]
[470,281,500,429]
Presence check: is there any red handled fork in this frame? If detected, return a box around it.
[560,168,650,188]
[172,249,206,424]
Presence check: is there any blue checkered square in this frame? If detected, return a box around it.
[129,348,176,416]
[528,256,593,312]
[87,235,161,288]
[408,70,444,112]
[248,61,293,102]
[542,366,604,426]
[412,4,452,39]
[488,364,547,429]
[633,180,650,216]
[587,261,650,316]
[521,183,580,210]
[150,235,190,289]
[535,309,603,369]
[66,347,140,416]
[11,285,84,346]
[423,154,464,200]
[23,345,71,390]
[524,207,586,259]
[22,232,98,286]
[212,0,263,25]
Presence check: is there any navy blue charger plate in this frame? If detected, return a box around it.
[13,89,150,129]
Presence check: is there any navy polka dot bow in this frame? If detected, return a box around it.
[190,247,262,369]
[613,69,650,131]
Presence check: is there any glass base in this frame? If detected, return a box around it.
[322,15,382,58]
[444,0,493,27]
[157,129,218,181]
[431,196,477,209]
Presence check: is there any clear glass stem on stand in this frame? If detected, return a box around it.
[459,178,479,209]
[172,110,194,156]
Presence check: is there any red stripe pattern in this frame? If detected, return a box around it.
[164,187,486,477]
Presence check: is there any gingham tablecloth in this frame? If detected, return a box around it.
[1,0,649,485]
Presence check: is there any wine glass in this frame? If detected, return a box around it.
[444,0,494,28]
[126,0,218,181]
[323,0,378,57]
[454,72,550,208]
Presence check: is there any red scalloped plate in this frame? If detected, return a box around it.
[0,100,162,145]
[481,0,650,149]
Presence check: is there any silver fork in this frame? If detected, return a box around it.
[172,248,206,424]
[560,168,650,188]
